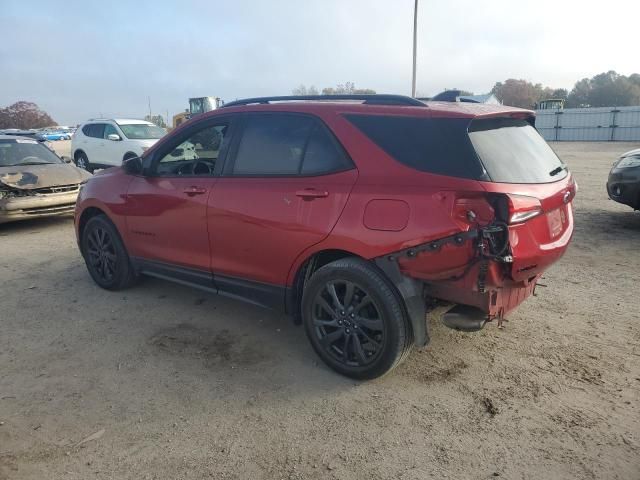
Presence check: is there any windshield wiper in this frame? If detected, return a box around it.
[549,165,566,176]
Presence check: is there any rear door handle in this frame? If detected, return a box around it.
[183,186,207,196]
[295,188,329,199]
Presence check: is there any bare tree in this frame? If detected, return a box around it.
[292,85,319,95]
[144,114,167,128]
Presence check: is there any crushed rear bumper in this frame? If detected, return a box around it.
[375,223,541,346]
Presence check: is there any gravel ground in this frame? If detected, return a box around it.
[1,142,639,480]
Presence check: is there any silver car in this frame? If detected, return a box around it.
[0,135,91,224]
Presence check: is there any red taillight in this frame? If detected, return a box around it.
[506,194,543,224]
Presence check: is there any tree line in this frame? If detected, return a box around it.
[491,71,640,109]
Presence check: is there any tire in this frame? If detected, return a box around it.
[81,215,138,290]
[302,257,413,380]
[75,151,93,173]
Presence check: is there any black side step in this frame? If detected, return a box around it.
[441,305,487,332]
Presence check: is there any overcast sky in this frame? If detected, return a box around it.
[1,0,637,125]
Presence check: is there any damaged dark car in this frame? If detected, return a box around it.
[0,135,91,224]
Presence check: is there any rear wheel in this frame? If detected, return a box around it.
[302,257,413,379]
[75,151,92,173]
[81,215,137,290]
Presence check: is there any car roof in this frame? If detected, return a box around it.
[83,118,153,125]
[211,97,532,120]
[0,134,40,142]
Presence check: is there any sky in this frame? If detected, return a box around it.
[1,0,638,125]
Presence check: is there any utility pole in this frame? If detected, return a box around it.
[148,96,152,119]
[411,0,419,97]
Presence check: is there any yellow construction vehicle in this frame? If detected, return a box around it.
[172,96,222,129]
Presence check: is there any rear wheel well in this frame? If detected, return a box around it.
[78,207,106,240]
[289,249,365,323]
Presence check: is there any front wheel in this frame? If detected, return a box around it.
[302,257,413,380]
[81,215,138,290]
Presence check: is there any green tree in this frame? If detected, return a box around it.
[0,101,56,129]
[491,79,550,108]
[566,71,640,107]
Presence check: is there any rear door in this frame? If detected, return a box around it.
[208,112,357,297]
[81,123,105,165]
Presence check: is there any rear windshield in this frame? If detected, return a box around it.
[469,118,567,183]
[345,115,484,179]
[346,114,566,184]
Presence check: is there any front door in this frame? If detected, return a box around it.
[208,112,357,293]
[125,118,234,272]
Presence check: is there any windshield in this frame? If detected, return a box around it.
[468,118,567,183]
[0,140,63,166]
[118,123,166,140]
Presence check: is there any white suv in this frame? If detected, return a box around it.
[71,119,166,172]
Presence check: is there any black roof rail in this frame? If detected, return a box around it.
[221,94,426,108]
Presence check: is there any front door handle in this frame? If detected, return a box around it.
[295,188,329,199]
[183,186,207,196]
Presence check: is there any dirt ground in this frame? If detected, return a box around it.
[1,142,639,480]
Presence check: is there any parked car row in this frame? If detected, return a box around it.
[5,95,638,380]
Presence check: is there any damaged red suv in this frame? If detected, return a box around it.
[75,95,575,379]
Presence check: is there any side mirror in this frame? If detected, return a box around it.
[122,156,143,175]
[107,133,121,141]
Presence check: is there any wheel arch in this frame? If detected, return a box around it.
[77,206,107,241]
[287,247,428,347]
[123,151,138,162]
[73,148,86,160]
[286,249,365,324]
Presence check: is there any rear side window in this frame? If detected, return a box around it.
[301,125,349,175]
[468,118,567,183]
[82,123,105,138]
[345,115,484,179]
[232,113,351,176]
[233,114,311,175]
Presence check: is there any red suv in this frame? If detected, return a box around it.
[75,95,576,379]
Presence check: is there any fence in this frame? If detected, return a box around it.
[535,106,640,141]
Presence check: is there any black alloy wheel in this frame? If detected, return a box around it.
[81,215,137,290]
[302,257,413,380]
[311,280,385,367]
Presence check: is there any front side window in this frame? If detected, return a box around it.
[232,114,351,176]
[118,123,165,140]
[103,124,119,139]
[156,123,229,176]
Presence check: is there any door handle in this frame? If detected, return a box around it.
[183,186,207,196]
[295,188,329,199]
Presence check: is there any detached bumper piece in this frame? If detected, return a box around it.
[440,305,487,332]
